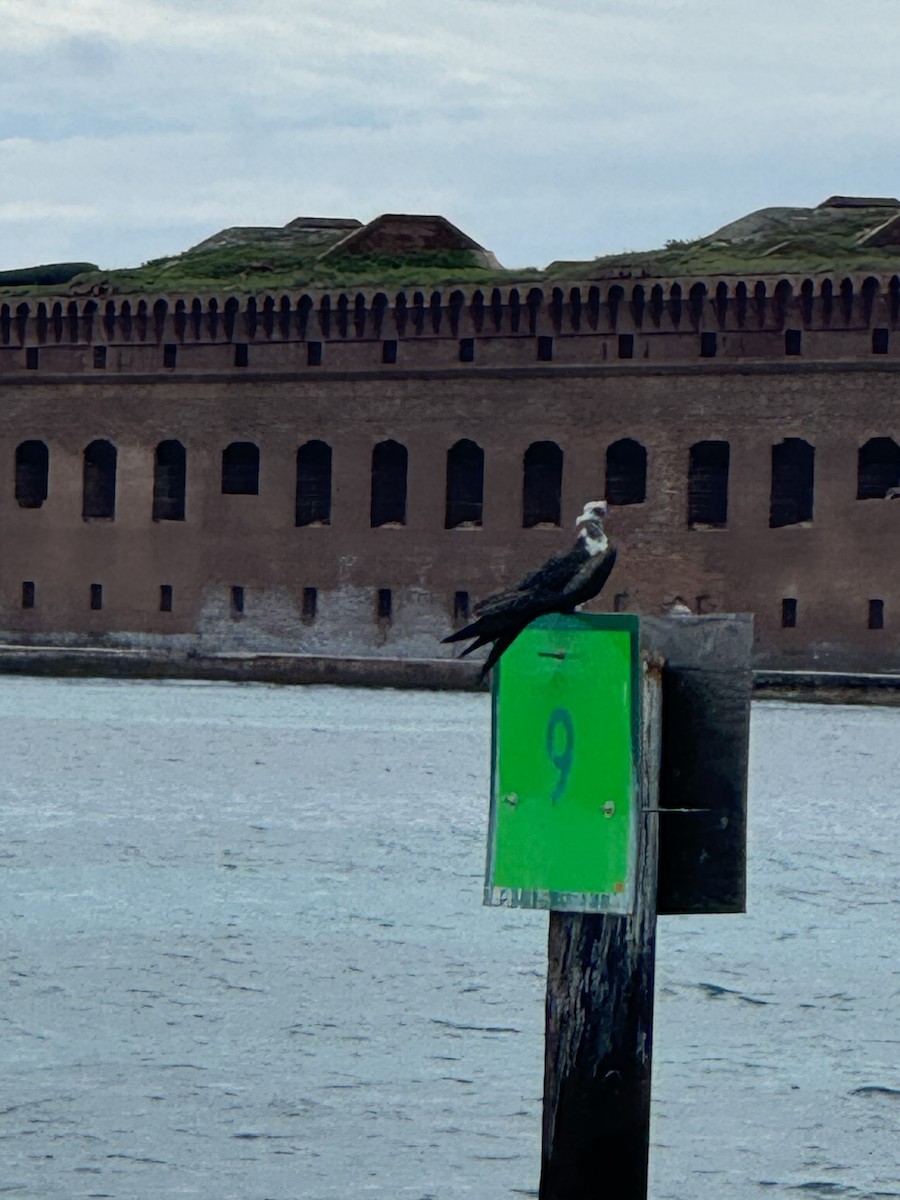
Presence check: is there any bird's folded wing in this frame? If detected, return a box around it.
[512,547,581,595]
[557,546,617,608]
[472,546,584,618]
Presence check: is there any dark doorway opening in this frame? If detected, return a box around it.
[370,440,408,527]
[857,437,900,499]
[445,439,484,528]
[222,442,259,495]
[83,440,117,520]
[15,440,49,508]
[153,440,186,521]
[605,438,646,506]
[688,441,730,528]
[770,439,814,527]
[523,441,563,527]
[296,440,332,526]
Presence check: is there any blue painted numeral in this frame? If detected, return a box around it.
[546,707,574,802]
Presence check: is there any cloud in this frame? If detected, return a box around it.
[0,1,897,269]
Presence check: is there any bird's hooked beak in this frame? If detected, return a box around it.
[575,499,610,555]
[575,500,608,528]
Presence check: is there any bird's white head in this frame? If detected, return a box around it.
[575,499,609,555]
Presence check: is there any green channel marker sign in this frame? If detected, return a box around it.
[485,612,640,914]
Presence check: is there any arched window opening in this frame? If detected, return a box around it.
[510,288,522,333]
[688,441,729,528]
[153,439,186,521]
[669,283,683,327]
[223,297,240,341]
[550,288,564,333]
[800,279,815,326]
[840,277,854,324]
[242,296,257,341]
[279,295,292,340]
[174,300,187,342]
[412,291,425,336]
[293,294,310,340]
[447,290,463,337]
[83,439,117,520]
[753,281,767,328]
[587,286,600,330]
[296,440,332,526]
[221,441,259,495]
[491,289,504,333]
[821,279,834,325]
[523,441,563,528]
[136,299,148,341]
[393,292,407,338]
[336,293,350,338]
[445,439,484,529]
[370,439,407,527]
[470,290,485,334]
[152,300,168,343]
[735,281,748,328]
[262,295,275,339]
[770,438,814,528]
[857,437,900,499]
[15,440,49,508]
[15,302,29,346]
[649,285,664,327]
[889,276,900,325]
[191,298,203,340]
[689,282,706,328]
[773,280,792,329]
[862,276,879,326]
[526,288,543,336]
[631,285,645,329]
[607,286,624,331]
[606,438,646,506]
[715,282,728,329]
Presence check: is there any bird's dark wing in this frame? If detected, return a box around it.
[478,630,517,682]
[470,542,588,619]
[442,591,544,645]
[511,544,587,597]
[441,539,616,683]
[554,545,617,610]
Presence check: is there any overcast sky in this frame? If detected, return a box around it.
[1,0,898,272]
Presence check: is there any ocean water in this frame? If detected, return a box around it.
[0,678,897,1199]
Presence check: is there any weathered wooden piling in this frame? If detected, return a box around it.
[541,653,662,1197]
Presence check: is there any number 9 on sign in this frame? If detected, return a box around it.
[546,707,574,802]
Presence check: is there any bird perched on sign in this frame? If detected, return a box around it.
[443,499,616,680]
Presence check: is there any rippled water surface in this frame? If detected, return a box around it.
[1,679,897,1199]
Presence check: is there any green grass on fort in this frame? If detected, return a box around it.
[4,208,900,300]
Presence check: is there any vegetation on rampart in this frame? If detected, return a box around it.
[0,262,97,289]
[4,201,900,299]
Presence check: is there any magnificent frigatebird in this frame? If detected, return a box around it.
[443,499,616,680]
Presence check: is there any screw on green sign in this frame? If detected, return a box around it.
[485,612,640,914]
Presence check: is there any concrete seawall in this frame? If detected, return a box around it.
[0,643,485,691]
[2,644,900,703]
